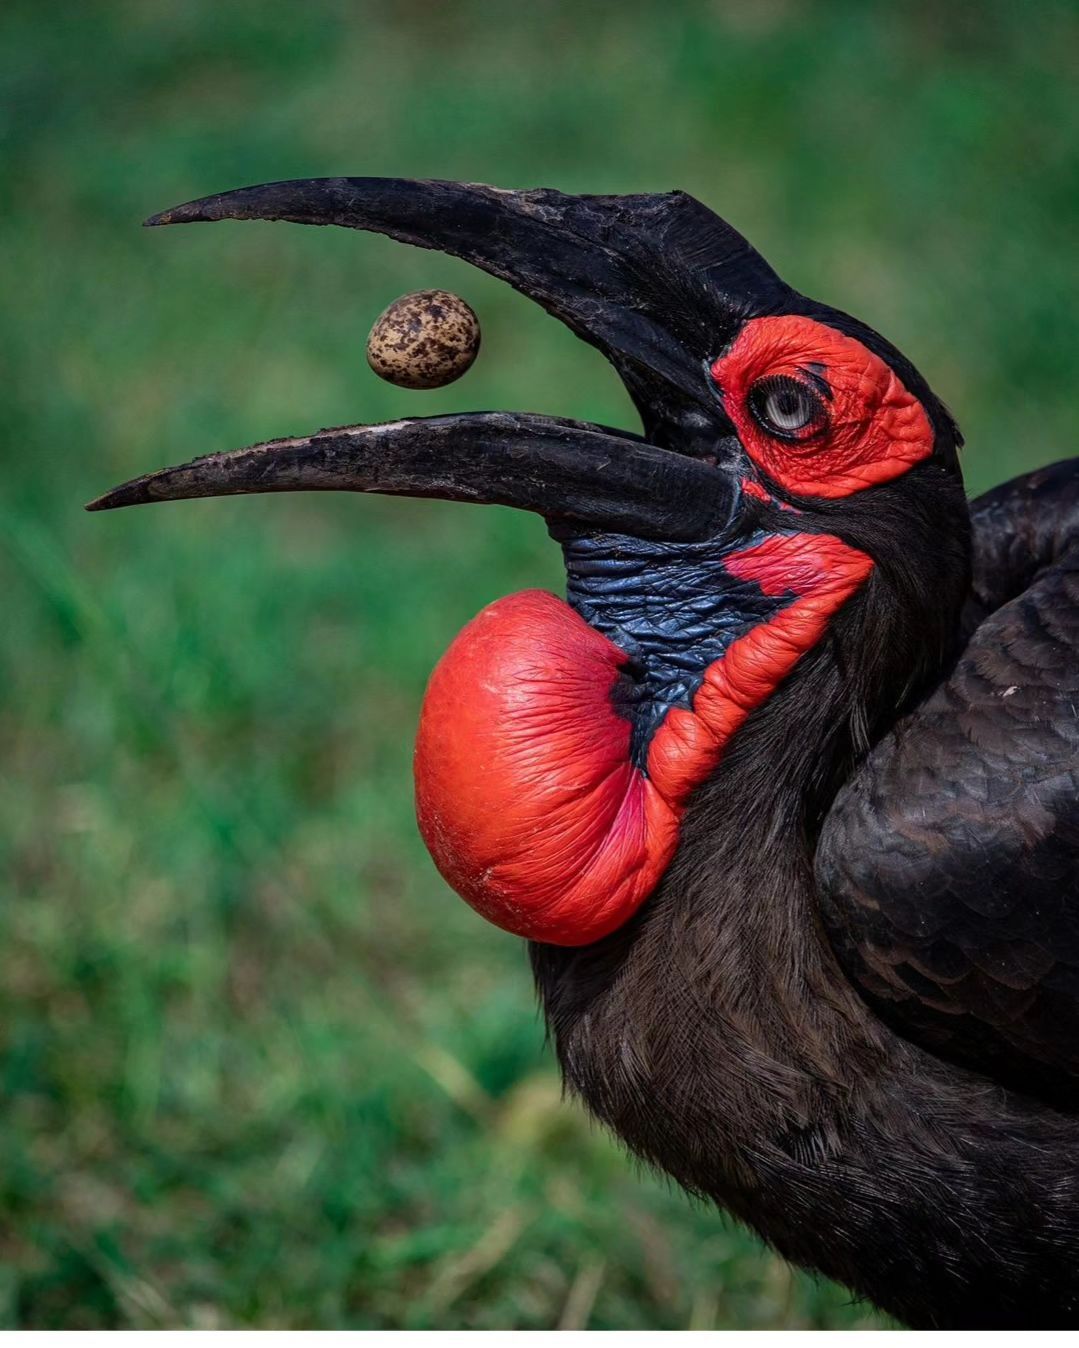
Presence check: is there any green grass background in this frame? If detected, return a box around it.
[3,0,1078,1329]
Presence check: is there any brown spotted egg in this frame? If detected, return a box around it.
[366,290,480,390]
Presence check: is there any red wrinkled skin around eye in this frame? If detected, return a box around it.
[414,534,872,947]
[711,315,935,498]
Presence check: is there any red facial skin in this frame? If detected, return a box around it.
[415,536,873,946]
[713,316,934,498]
[414,314,934,945]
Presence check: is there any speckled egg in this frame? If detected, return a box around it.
[366,290,480,390]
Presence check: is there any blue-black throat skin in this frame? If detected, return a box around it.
[555,529,798,768]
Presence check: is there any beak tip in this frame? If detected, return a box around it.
[85,481,153,511]
[144,198,218,228]
[144,205,192,228]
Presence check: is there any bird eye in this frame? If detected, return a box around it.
[748,375,826,440]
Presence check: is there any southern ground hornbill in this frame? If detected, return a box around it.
[89,178,1079,1329]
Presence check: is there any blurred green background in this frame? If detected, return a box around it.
[2,0,1077,1329]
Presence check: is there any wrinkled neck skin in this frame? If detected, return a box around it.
[557,528,795,761]
[415,515,874,946]
[530,535,1079,1330]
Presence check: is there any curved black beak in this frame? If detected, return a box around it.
[86,412,734,542]
[89,177,790,537]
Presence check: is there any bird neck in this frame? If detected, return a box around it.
[529,602,1079,1329]
[530,641,888,1143]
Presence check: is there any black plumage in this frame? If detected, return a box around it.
[819,458,1079,1110]
[532,457,1079,1330]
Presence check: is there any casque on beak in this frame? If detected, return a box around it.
[86,177,795,538]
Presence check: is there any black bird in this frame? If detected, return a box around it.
[89,178,1079,1330]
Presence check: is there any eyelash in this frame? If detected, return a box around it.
[747,374,828,441]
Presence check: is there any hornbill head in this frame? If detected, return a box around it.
[89,179,969,948]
